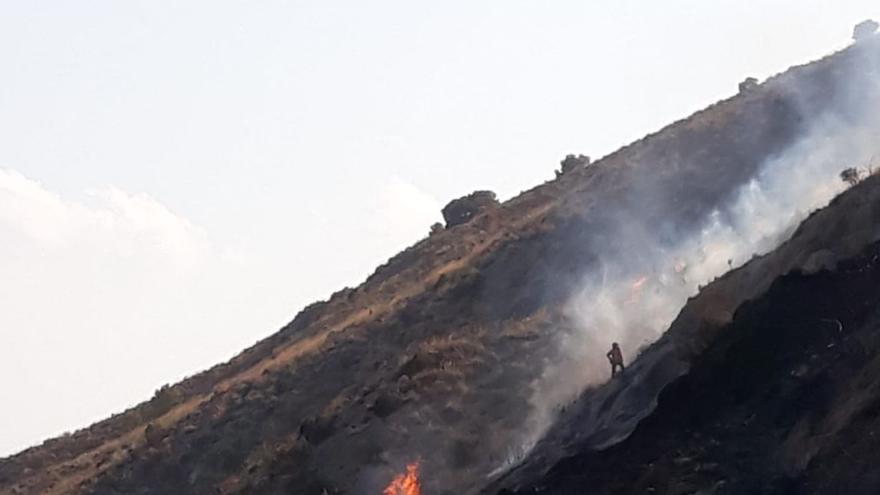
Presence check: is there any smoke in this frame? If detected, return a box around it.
[496,39,880,472]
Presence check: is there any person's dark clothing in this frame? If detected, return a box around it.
[607,345,625,377]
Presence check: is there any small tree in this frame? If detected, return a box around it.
[853,19,879,42]
[739,77,759,94]
[840,167,862,187]
[555,154,590,178]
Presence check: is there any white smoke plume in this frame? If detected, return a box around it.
[496,41,880,473]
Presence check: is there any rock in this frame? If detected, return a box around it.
[441,191,499,227]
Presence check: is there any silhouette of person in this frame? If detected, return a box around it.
[606,342,625,377]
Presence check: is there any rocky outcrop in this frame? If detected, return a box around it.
[441,190,499,227]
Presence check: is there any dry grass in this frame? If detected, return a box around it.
[2,178,561,495]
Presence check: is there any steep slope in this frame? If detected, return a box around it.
[4,34,880,495]
[497,176,880,494]
[496,176,880,493]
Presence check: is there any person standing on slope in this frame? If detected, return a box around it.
[607,342,625,377]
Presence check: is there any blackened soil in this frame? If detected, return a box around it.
[505,242,880,495]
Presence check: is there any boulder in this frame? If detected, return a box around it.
[441,190,499,227]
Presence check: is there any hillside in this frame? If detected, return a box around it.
[3,32,880,495]
[493,174,880,494]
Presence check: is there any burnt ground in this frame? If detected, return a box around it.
[501,241,880,495]
[489,172,880,494]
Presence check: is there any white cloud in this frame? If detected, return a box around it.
[370,175,442,241]
[0,169,210,263]
[0,169,222,456]
[0,169,446,457]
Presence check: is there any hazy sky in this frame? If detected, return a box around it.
[2,1,879,457]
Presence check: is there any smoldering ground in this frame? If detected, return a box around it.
[495,35,880,473]
[347,35,880,495]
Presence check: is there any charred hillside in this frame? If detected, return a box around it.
[498,176,880,495]
[4,32,880,495]
[496,176,880,494]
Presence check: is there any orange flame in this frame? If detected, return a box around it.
[382,462,421,495]
[627,275,649,303]
[631,275,648,290]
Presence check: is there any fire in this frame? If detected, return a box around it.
[382,461,421,495]
[631,275,648,290]
[627,275,649,303]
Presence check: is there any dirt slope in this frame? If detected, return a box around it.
[3,35,880,495]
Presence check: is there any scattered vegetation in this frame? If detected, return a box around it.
[144,384,183,419]
[739,77,759,94]
[853,19,879,42]
[840,167,862,186]
[555,154,590,178]
[840,161,879,187]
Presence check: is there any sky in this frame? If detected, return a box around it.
[2,1,880,457]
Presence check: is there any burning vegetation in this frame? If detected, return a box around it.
[382,462,421,495]
[7,20,880,495]
[628,275,649,302]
